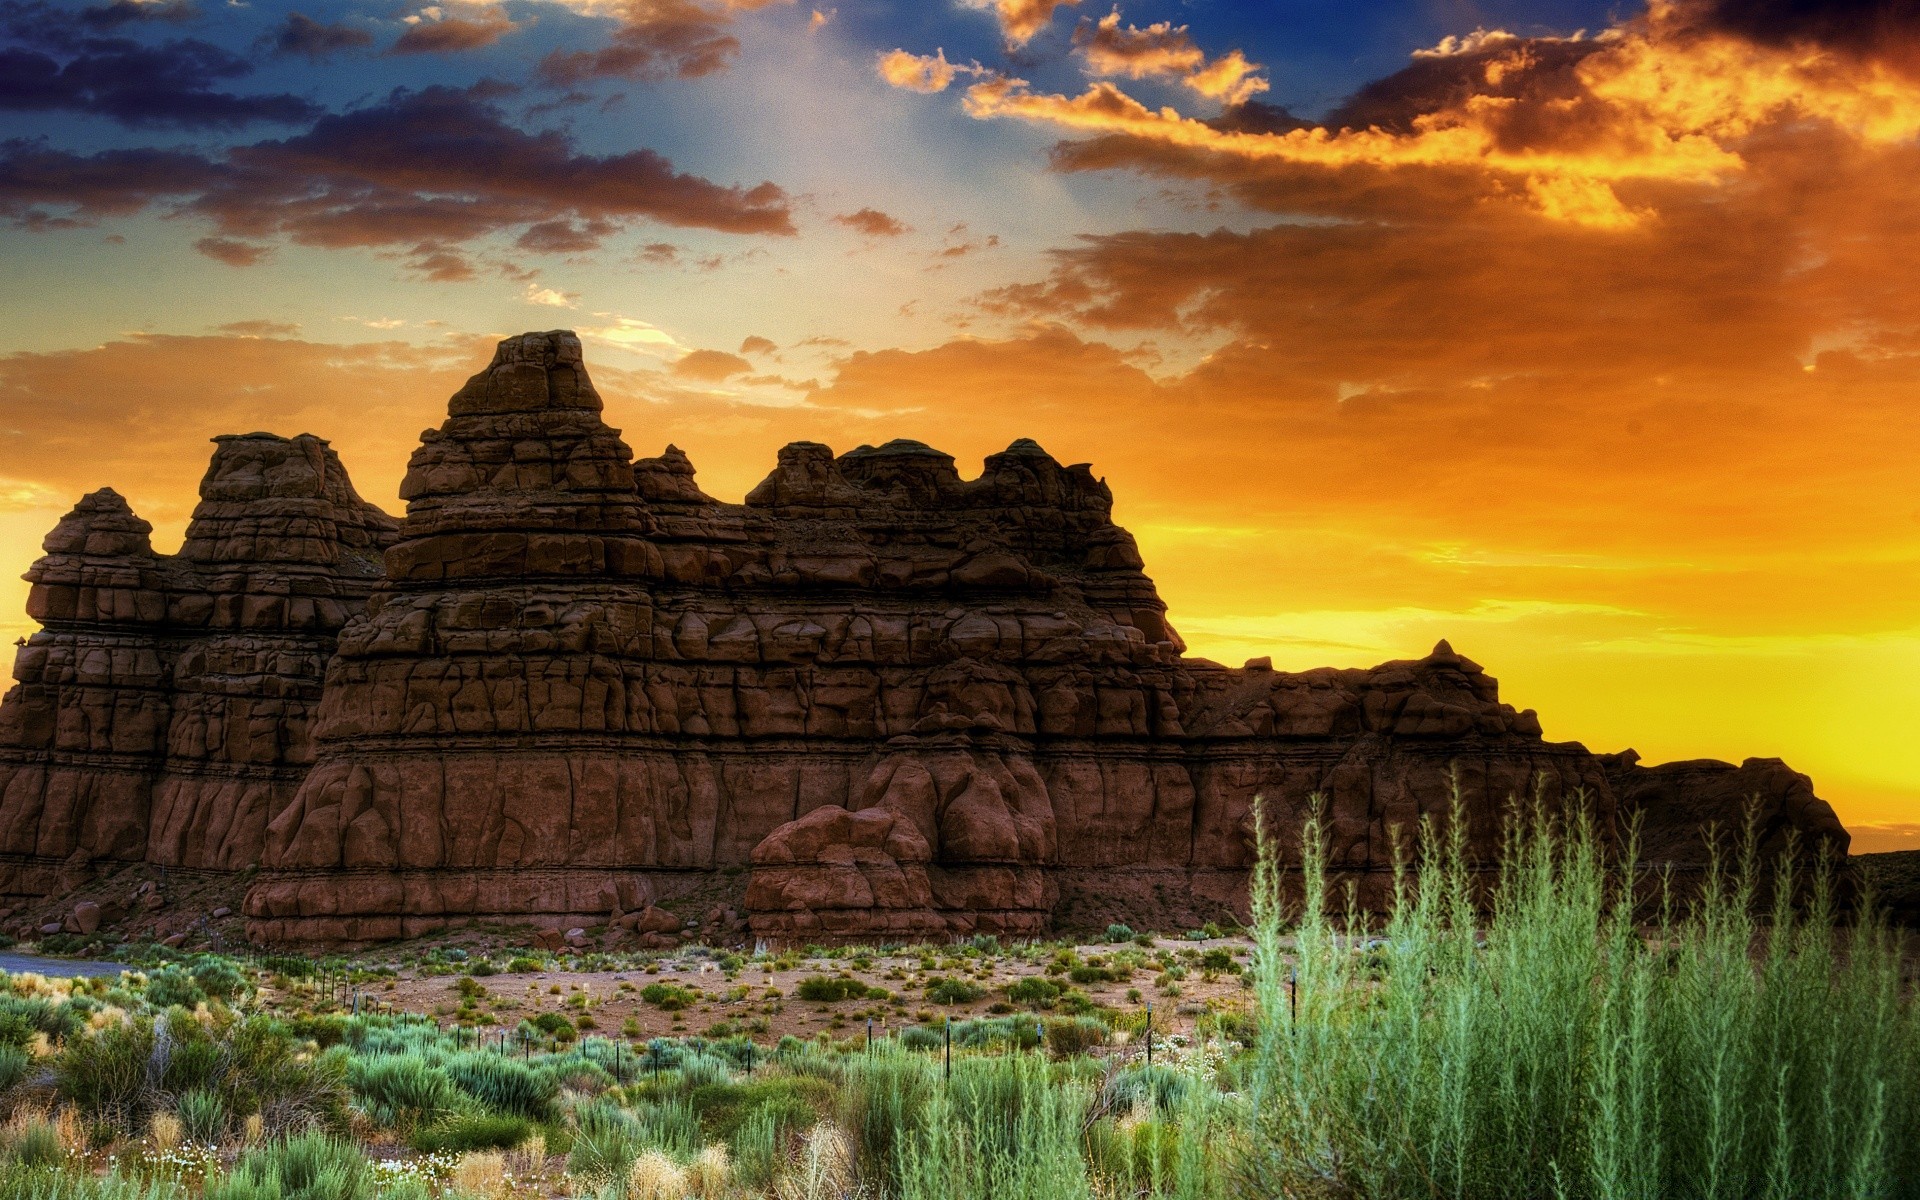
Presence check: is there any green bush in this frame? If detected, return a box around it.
[0,1044,30,1092]
[638,982,696,1011]
[898,1025,943,1052]
[56,1017,153,1128]
[1042,1016,1108,1058]
[1006,978,1061,1009]
[142,968,204,1010]
[444,1052,557,1120]
[565,1099,642,1183]
[1198,947,1240,974]
[506,957,542,974]
[191,959,249,1001]
[408,1111,531,1153]
[7,1119,67,1168]
[346,1053,456,1130]
[206,1132,373,1200]
[1104,923,1135,944]
[795,975,865,1003]
[924,977,984,1005]
[177,1088,226,1144]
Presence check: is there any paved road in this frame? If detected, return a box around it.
[0,951,128,978]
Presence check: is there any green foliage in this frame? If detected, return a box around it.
[346,1053,456,1131]
[206,1132,374,1200]
[924,977,984,1005]
[1007,978,1062,1009]
[0,1043,31,1092]
[1239,790,1920,1200]
[526,1012,577,1041]
[1197,948,1240,974]
[55,1016,153,1127]
[407,1111,530,1153]
[1105,923,1135,943]
[7,1119,67,1168]
[141,968,205,1010]
[505,957,542,974]
[795,975,865,1003]
[1042,1016,1108,1058]
[638,982,696,1010]
[897,1025,943,1052]
[443,1051,558,1120]
[0,1164,184,1200]
[177,1088,227,1144]
[191,959,249,1001]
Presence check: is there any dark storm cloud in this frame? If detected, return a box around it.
[78,0,194,26]
[0,9,321,129]
[0,85,796,248]
[1680,0,1920,58]
[1320,36,1599,134]
[262,13,375,61]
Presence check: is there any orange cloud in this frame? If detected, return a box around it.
[672,347,753,380]
[834,207,910,236]
[963,0,1079,48]
[877,48,969,93]
[1073,9,1269,106]
[919,3,1920,228]
[538,0,794,83]
[392,4,516,54]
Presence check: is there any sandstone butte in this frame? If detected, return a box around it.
[0,332,1850,946]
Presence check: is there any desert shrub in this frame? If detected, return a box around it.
[924,977,983,1005]
[1102,1063,1190,1114]
[7,1119,67,1167]
[838,1046,938,1193]
[206,1131,373,1200]
[795,976,864,1003]
[177,1088,226,1144]
[677,1051,731,1091]
[142,969,204,1011]
[566,1099,643,1183]
[1198,948,1240,975]
[1006,978,1061,1009]
[690,1076,830,1143]
[0,1044,31,1092]
[444,1052,557,1120]
[526,1012,577,1042]
[638,982,696,1011]
[1042,1016,1108,1058]
[897,1052,1095,1200]
[56,1016,153,1128]
[505,958,542,974]
[0,1164,184,1200]
[347,1053,456,1130]
[190,959,249,1001]
[409,1111,531,1153]
[1240,794,1920,1200]
[1104,924,1135,944]
[897,1025,943,1052]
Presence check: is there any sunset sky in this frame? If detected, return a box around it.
[2,0,1917,849]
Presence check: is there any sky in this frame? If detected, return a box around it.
[2,0,1918,851]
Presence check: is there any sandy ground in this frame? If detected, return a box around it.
[252,938,1259,1049]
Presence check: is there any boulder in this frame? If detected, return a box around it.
[70,901,101,935]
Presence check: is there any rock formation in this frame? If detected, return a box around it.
[0,332,1851,945]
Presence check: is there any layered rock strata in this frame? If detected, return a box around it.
[0,332,1851,944]
[0,435,396,905]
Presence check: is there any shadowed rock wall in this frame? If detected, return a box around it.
[0,332,1851,944]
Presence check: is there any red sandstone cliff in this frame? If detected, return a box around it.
[0,333,1850,944]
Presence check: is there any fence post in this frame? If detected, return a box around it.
[944,1016,951,1083]
[1146,1001,1152,1069]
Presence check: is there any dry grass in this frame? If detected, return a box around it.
[452,1150,509,1198]
[690,1142,733,1198]
[148,1110,182,1153]
[627,1149,688,1200]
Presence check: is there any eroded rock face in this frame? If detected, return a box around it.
[0,332,1852,943]
[0,434,397,904]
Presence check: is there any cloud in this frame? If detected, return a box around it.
[0,84,796,258]
[1073,9,1269,106]
[739,334,776,354]
[0,33,324,128]
[262,12,374,60]
[193,235,268,265]
[525,282,579,307]
[672,347,752,380]
[876,48,968,93]
[215,319,300,337]
[962,0,1078,48]
[538,0,792,85]
[834,206,909,236]
[392,4,516,55]
[77,1,195,28]
[899,3,1920,230]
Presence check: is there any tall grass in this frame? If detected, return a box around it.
[1240,788,1920,1200]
